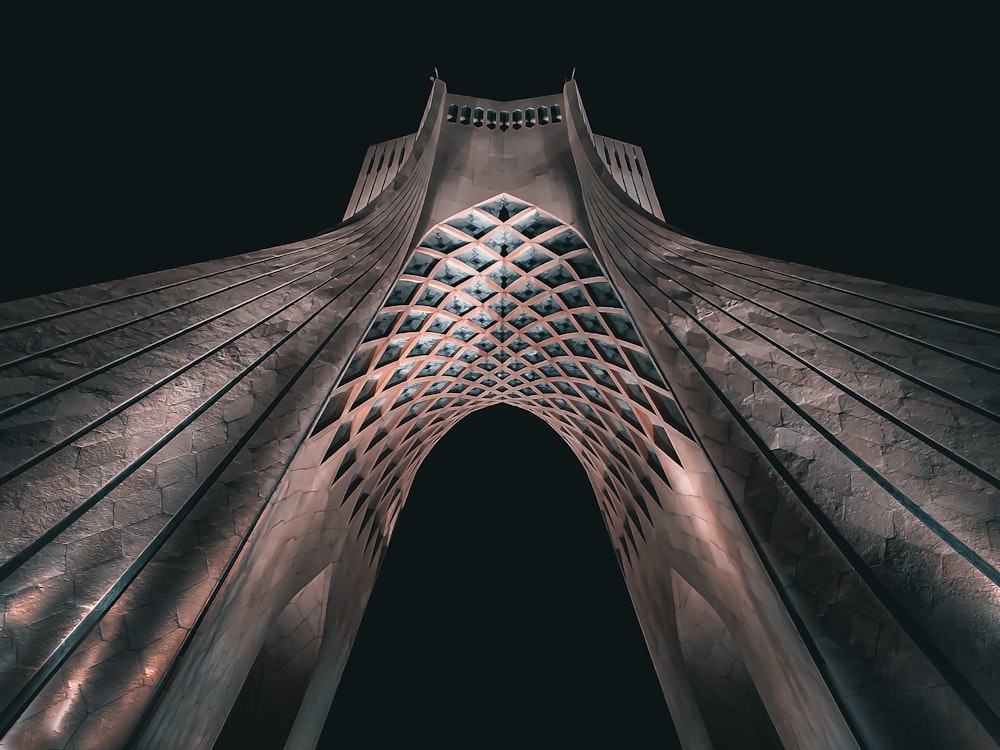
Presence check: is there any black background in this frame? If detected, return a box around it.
[4,2,998,746]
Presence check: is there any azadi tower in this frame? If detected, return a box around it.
[0,78,998,750]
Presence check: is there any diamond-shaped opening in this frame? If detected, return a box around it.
[513,211,561,238]
[387,280,419,306]
[341,350,376,383]
[542,342,567,358]
[511,280,545,301]
[478,196,531,220]
[625,349,666,388]
[558,287,589,308]
[551,317,577,334]
[539,364,560,378]
[407,336,438,357]
[632,492,653,523]
[458,349,480,363]
[351,378,379,408]
[487,265,521,290]
[436,341,461,357]
[394,384,422,407]
[511,246,553,272]
[447,211,496,239]
[494,326,514,342]
[536,264,575,288]
[468,387,485,396]
[449,383,468,393]
[576,400,605,426]
[427,380,449,394]
[462,279,497,302]
[584,361,617,388]
[434,261,473,287]
[540,229,587,255]
[489,298,517,317]
[510,311,538,329]
[494,351,511,362]
[525,325,552,343]
[537,382,555,394]
[595,340,626,366]
[443,363,465,377]
[618,375,653,411]
[603,313,641,344]
[474,338,497,352]
[420,229,468,253]
[365,312,399,342]
[523,349,544,364]
[404,252,438,276]
[579,383,607,406]
[615,432,640,460]
[398,311,429,333]
[528,297,561,316]
[323,425,352,463]
[426,315,455,334]
[559,361,587,379]
[567,254,602,278]
[566,338,595,358]
[509,338,530,352]
[480,361,497,371]
[553,397,575,412]
[651,391,692,439]
[495,370,509,379]
[464,371,483,381]
[645,449,671,490]
[349,491,370,522]
[481,378,497,387]
[456,246,497,271]
[429,397,451,411]
[417,361,445,377]
[452,325,478,342]
[587,282,622,308]
[416,285,448,307]
[400,401,428,423]
[555,381,577,396]
[574,312,607,334]
[443,296,474,316]
[483,230,524,256]
[387,362,416,387]
[376,338,407,368]
[312,391,350,436]
[469,309,497,329]
[520,369,538,380]
[653,425,681,466]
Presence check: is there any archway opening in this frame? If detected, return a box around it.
[321,404,680,748]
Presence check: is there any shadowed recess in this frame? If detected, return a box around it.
[320,405,680,749]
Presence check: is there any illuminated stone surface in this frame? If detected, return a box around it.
[0,79,999,749]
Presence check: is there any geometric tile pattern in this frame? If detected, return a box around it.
[308,193,691,571]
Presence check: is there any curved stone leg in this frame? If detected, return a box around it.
[282,561,373,750]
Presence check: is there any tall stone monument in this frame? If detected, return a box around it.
[1,78,998,749]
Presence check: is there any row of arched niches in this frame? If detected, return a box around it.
[446,103,563,131]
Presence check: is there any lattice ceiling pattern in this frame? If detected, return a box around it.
[309,195,694,569]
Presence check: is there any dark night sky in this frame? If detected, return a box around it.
[3,2,998,746]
